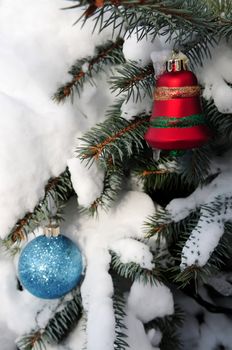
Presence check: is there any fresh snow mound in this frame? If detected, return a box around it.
[128,281,174,323]
[125,312,160,350]
[197,44,232,113]
[111,238,154,270]
[121,95,152,121]
[68,158,105,207]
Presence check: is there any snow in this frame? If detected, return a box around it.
[197,312,232,350]
[120,279,173,350]
[128,280,174,323]
[120,95,152,121]
[7,191,155,350]
[64,316,87,350]
[123,28,173,69]
[68,157,105,207]
[81,248,115,350]
[196,43,232,113]
[61,191,155,350]
[0,323,17,350]
[44,316,88,350]
[124,312,159,350]
[176,289,232,350]
[110,238,154,269]
[0,255,60,335]
[0,0,115,238]
[147,328,162,347]
[151,49,173,78]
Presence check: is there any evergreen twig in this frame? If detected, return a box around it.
[5,169,73,245]
[81,164,125,215]
[16,290,83,350]
[53,38,125,103]
[110,251,163,284]
[110,62,154,102]
[78,114,149,165]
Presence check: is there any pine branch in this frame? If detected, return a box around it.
[206,0,232,14]
[68,1,217,39]
[144,208,175,239]
[170,263,215,288]
[110,62,154,102]
[110,251,163,284]
[113,290,128,350]
[43,291,83,344]
[53,38,125,103]
[181,34,216,67]
[5,169,73,245]
[63,0,166,15]
[133,156,194,193]
[179,146,212,186]
[167,206,232,287]
[16,290,83,350]
[77,114,149,165]
[67,0,214,23]
[203,98,232,148]
[65,1,232,66]
[16,331,46,350]
[85,165,125,215]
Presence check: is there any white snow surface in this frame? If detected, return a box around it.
[128,280,174,323]
[120,94,152,121]
[68,157,105,207]
[110,238,154,269]
[0,256,60,335]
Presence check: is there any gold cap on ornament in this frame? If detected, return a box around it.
[44,221,60,237]
[166,51,189,72]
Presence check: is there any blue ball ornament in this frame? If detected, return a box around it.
[18,235,83,299]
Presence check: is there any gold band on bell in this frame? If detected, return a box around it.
[154,86,201,101]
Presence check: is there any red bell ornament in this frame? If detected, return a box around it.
[145,57,211,151]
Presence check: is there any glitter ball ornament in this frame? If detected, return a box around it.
[18,231,83,299]
[145,53,211,152]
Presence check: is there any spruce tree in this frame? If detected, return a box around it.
[2,1,232,349]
